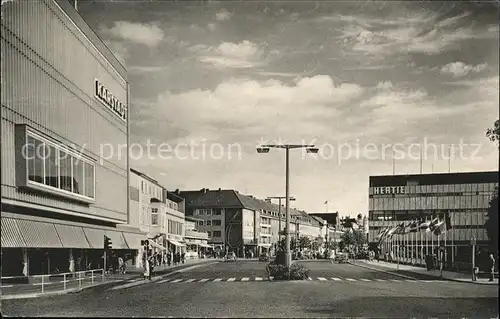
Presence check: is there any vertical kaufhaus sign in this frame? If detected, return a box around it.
[94,79,127,122]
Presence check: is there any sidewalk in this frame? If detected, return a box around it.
[1,258,216,300]
[352,259,499,285]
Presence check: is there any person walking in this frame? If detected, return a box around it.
[118,256,124,274]
[489,253,496,282]
[143,257,150,280]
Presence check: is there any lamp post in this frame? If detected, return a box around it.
[257,144,318,269]
[471,237,477,281]
[267,196,296,245]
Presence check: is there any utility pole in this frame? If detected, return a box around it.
[267,196,296,245]
[257,143,318,269]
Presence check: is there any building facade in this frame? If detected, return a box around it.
[368,171,498,269]
[0,0,147,277]
[179,189,322,257]
[129,169,186,267]
[184,216,211,258]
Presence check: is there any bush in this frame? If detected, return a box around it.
[266,263,310,280]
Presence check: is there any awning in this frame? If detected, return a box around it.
[54,224,90,249]
[104,230,129,249]
[16,219,63,248]
[148,239,167,250]
[1,217,26,247]
[199,243,212,248]
[123,232,145,250]
[82,228,106,249]
[258,243,272,248]
[167,239,185,247]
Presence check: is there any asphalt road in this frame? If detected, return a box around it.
[2,260,498,318]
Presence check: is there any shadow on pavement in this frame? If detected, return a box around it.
[305,297,500,318]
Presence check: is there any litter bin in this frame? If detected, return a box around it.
[425,255,435,271]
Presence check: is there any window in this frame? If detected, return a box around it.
[198,220,204,227]
[23,131,96,200]
[213,231,221,237]
[168,220,172,233]
[207,231,212,237]
[151,208,159,225]
[213,209,221,215]
[206,220,212,226]
[213,219,222,226]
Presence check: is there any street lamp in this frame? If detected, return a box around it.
[267,196,296,244]
[257,143,317,269]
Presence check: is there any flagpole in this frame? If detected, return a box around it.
[448,145,451,173]
[419,219,423,265]
[392,149,395,175]
[451,212,455,267]
[420,145,423,174]
[425,216,428,256]
[444,214,448,268]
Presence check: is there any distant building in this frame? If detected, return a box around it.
[368,171,498,270]
[177,189,322,257]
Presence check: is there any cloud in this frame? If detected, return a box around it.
[190,40,268,69]
[134,75,364,146]
[103,21,164,47]
[215,9,232,21]
[339,11,481,57]
[440,62,488,77]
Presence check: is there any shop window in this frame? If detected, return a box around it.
[19,128,95,201]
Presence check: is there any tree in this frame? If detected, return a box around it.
[340,230,366,252]
[298,236,312,250]
[485,186,498,253]
[486,119,500,148]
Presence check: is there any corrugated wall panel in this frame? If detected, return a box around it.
[1,0,127,222]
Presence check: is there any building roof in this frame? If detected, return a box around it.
[178,189,320,225]
[370,171,499,187]
[130,168,160,186]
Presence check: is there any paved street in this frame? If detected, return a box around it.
[3,260,498,318]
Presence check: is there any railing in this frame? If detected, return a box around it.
[1,269,105,296]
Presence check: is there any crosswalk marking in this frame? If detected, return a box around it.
[153,277,441,284]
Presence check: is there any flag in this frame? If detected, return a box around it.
[418,218,431,231]
[324,201,328,205]
[409,220,419,233]
[432,220,446,236]
[403,222,412,234]
[427,217,440,232]
[376,227,389,241]
[445,212,452,230]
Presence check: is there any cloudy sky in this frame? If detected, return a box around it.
[79,0,499,216]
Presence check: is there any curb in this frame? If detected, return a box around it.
[1,280,123,300]
[348,261,417,280]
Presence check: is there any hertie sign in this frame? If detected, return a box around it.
[373,186,406,195]
[95,79,127,122]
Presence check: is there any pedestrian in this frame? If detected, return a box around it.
[143,258,150,280]
[181,252,185,264]
[69,256,75,277]
[118,256,124,274]
[489,253,495,282]
[167,252,171,266]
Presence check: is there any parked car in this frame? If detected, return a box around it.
[334,253,349,263]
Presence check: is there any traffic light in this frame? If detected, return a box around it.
[104,235,112,250]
